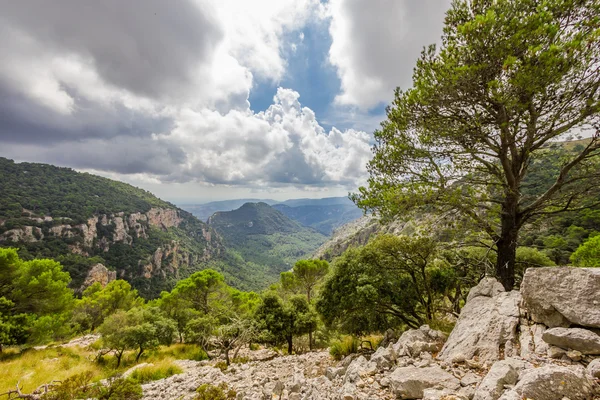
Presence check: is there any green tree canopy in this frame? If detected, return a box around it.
[570,234,600,267]
[316,235,461,334]
[0,248,73,349]
[73,279,143,332]
[254,293,316,355]
[354,0,600,290]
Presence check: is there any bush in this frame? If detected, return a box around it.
[214,361,228,372]
[128,362,183,384]
[570,234,600,267]
[95,377,143,400]
[329,336,359,360]
[41,373,142,400]
[195,383,236,400]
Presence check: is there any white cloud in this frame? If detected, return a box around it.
[326,0,450,110]
[0,0,375,196]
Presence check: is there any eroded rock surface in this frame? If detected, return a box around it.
[521,267,600,329]
[438,278,521,365]
[542,327,600,355]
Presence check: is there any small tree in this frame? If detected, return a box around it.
[570,234,600,267]
[354,0,600,290]
[255,294,316,355]
[317,235,459,333]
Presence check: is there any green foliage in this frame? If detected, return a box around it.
[94,377,143,400]
[353,0,600,290]
[99,307,176,367]
[329,336,359,361]
[194,383,236,400]
[209,203,328,288]
[41,371,96,400]
[0,158,172,223]
[317,235,465,334]
[127,363,182,384]
[73,280,144,332]
[0,248,74,348]
[40,372,142,400]
[254,293,317,354]
[571,234,600,267]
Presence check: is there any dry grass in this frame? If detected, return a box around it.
[0,346,106,395]
[0,342,204,395]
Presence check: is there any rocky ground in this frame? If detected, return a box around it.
[141,267,600,399]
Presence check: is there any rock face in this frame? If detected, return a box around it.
[392,325,447,358]
[438,277,521,365]
[542,327,600,354]
[389,366,460,399]
[80,263,116,291]
[473,358,528,400]
[521,267,600,328]
[505,365,596,400]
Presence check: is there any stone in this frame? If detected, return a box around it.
[518,322,549,359]
[392,325,447,358]
[547,345,567,359]
[370,345,395,369]
[80,263,116,291]
[389,366,460,399]
[326,366,345,381]
[587,358,600,378]
[542,327,600,354]
[520,267,600,329]
[473,359,521,400]
[511,365,596,400]
[438,278,521,365]
[423,388,466,400]
[343,356,368,383]
[460,372,481,386]
[567,349,583,361]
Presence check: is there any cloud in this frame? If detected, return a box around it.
[0,0,372,193]
[326,0,451,110]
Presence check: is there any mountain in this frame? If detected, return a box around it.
[272,203,363,235]
[276,197,354,207]
[181,199,278,222]
[208,202,328,282]
[183,196,363,235]
[0,158,231,298]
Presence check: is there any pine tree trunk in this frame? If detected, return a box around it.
[308,331,313,351]
[496,200,519,291]
[287,336,293,355]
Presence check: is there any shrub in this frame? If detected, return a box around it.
[214,361,228,372]
[195,383,236,400]
[329,336,359,360]
[95,377,143,400]
[128,362,183,384]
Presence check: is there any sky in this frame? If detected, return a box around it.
[0,0,450,203]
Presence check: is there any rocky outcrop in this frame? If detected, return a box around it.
[389,366,460,399]
[473,358,529,400]
[392,325,447,358]
[0,226,43,242]
[542,327,600,355]
[80,263,116,291]
[521,266,600,328]
[146,208,182,229]
[438,277,521,365]
[501,365,596,400]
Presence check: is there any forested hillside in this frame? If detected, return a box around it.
[0,158,227,298]
[208,202,328,284]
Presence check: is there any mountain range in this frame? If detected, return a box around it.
[0,158,354,297]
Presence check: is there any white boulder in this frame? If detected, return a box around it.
[520,267,600,328]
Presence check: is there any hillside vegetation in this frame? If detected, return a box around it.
[209,203,328,283]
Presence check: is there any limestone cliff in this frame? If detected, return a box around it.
[0,207,223,298]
